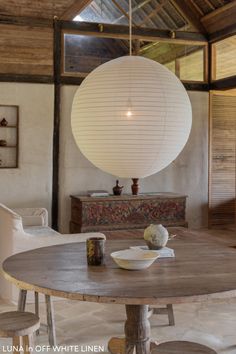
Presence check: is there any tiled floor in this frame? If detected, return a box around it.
[0,297,236,353]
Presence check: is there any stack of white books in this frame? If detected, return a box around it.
[87,190,109,197]
[130,245,175,258]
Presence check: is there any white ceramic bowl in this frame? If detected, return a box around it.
[110,249,159,270]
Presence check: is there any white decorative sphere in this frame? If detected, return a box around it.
[71,56,192,178]
[144,224,169,249]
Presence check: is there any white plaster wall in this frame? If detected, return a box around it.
[0,83,54,223]
[59,87,209,232]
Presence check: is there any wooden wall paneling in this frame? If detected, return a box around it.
[0,0,77,19]
[0,15,52,27]
[0,24,53,75]
[209,93,236,226]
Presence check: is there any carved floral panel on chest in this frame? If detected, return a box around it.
[70,194,187,233]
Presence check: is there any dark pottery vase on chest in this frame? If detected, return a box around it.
[113,180,124,195]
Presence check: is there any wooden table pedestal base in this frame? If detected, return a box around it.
[108,305,217,354]
[108,339,217,354]
[108,338,159,354]
[108,305,158,354]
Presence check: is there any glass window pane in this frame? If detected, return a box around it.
[178,49,204,82]
[63,33,205,83]
[141,42,204,82]
[64,34,128,75]
[165,61,175,74]
[213,35,236,80]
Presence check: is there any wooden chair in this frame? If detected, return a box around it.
[149,304,175,326]
[18,290,56,347]
[152,340,217,354]
[0,311,40,354]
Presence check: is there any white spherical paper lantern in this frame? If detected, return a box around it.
[71,56,192,178]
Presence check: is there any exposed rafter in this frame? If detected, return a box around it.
[188,0,204,16]
[113,0,152,24]
[204,0,215,11]
[170,0,207,34]
[139,0,168,26]
[60,0,93,20]
[111,0,138,26]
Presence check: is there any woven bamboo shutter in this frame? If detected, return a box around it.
[209,93,236,226]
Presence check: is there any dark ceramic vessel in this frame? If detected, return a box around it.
[0,140,7,146]
[0,118,8,127]
[113,180,124,195]
[131,178,139,195]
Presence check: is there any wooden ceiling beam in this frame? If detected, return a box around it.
[210,75,236,90]
[170,0,207,34]
[60,0,93,20]
[201,0,236,34]
[202,0,236,21]
[209,23,236,43]
[62,21,208,45]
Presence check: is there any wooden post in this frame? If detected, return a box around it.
[52,18,62,230]
[175,58,180,78]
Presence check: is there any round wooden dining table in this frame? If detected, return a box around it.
[3,229,236,354]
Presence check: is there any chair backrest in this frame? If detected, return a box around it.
[13,207,48,227]
[0,204,25,301]
[0,203,24,240]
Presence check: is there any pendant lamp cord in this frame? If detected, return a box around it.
[129,0,132,56]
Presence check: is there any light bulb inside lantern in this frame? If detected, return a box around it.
[126,110,133,118]
[125,98,133,119]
